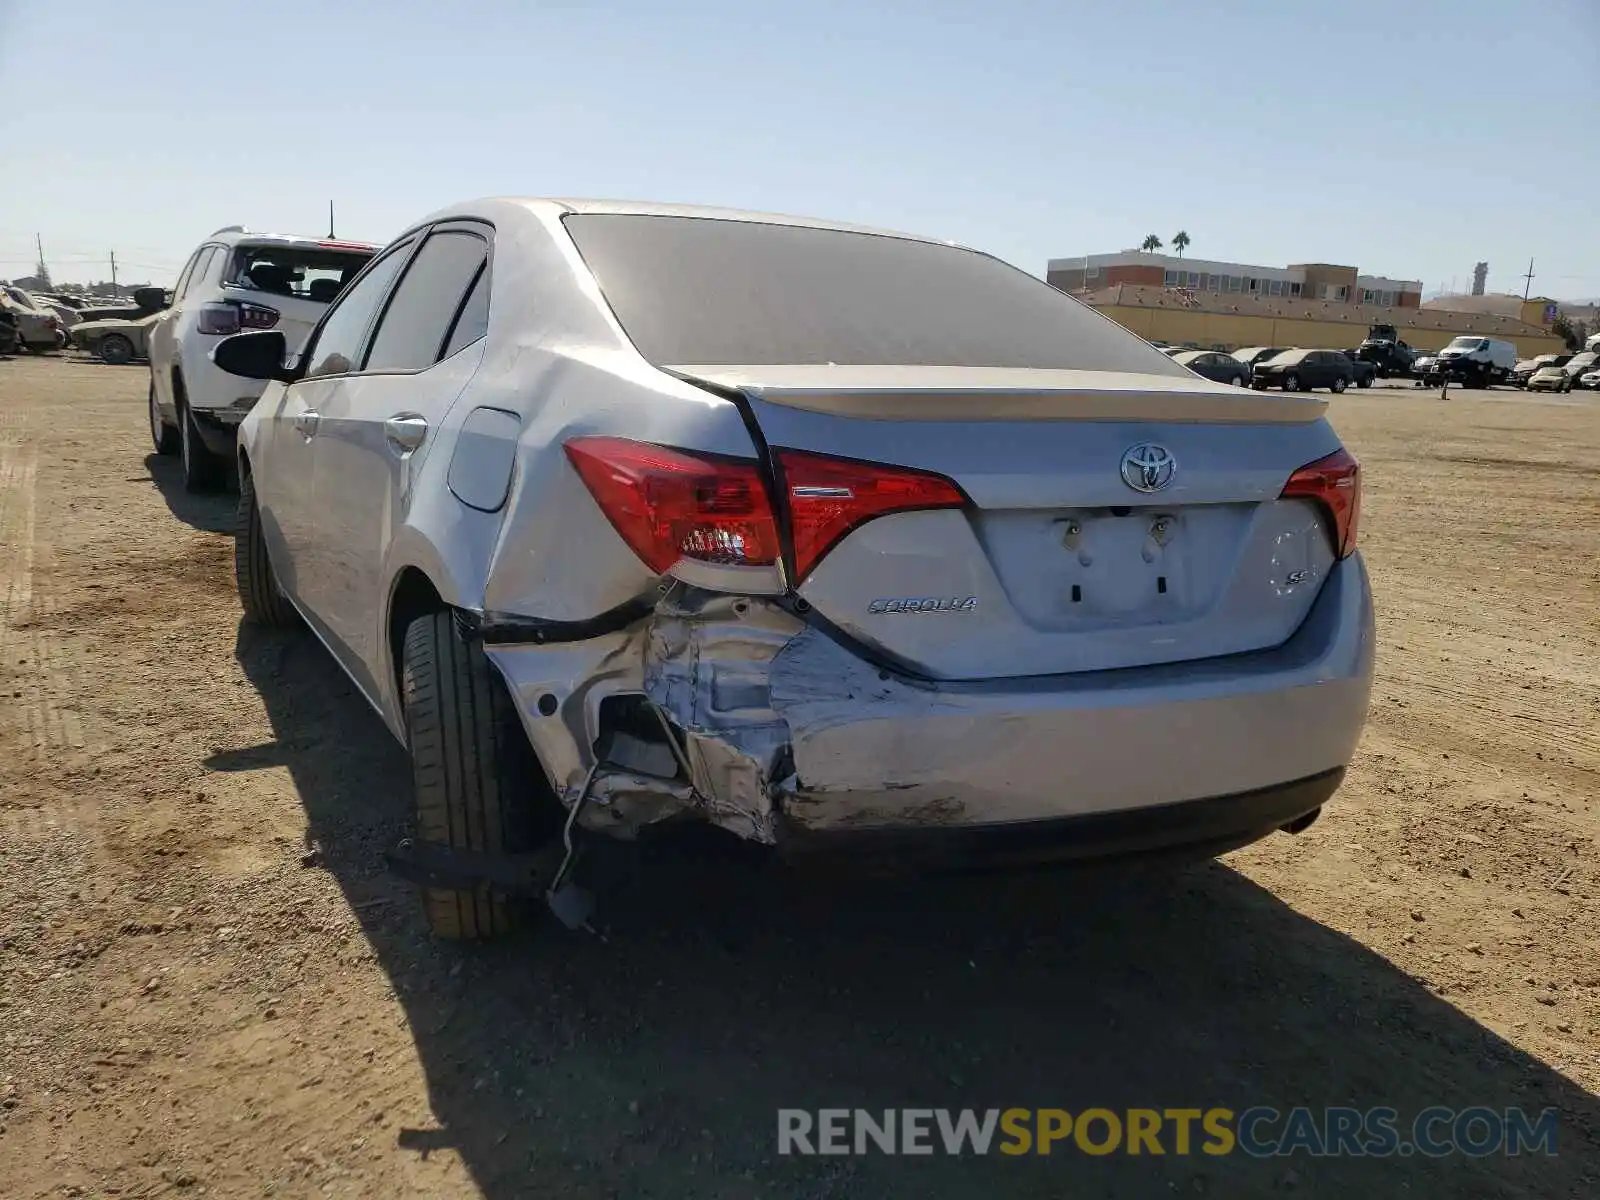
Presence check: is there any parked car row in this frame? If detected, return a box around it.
[1150,322,1591,396]
[1162,344,1374,393]
[1515,350,1599,393]
[121,197,1377,940]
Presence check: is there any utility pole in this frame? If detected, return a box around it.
[1521,258,1535,301]
[109,251,118,289]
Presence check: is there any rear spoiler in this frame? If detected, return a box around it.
[669,365,1329,425]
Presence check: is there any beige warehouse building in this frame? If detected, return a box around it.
[1047,251,1567,357]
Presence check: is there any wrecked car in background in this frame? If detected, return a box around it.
[71,313,158,364]
[69,290,168,364]
[2,286,63,351]
[212,198,1375,940]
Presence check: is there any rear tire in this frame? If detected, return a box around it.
[97,334,134,365]
[149,381,178,456]
[402,611,551,940]
[1357,374,1372,388]
[179,399,227,493]
[234,469,297,626]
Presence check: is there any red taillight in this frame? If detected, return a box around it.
[777,449,967,582]
[563,437,780,574]
[197,301,279,335]
[239,302,280,330]
[563,438,969,583]
[1281,447,1361,559]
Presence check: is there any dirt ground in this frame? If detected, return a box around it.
[0,353,1596,1198]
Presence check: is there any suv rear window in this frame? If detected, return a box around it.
[225,243,375,304]
[563,214,1188,375]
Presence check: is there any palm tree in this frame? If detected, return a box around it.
[1140,234,1163,253]
[1172,230,1191,259]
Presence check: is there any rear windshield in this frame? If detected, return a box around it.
[225,244,375,304]
[562,214,1189,375]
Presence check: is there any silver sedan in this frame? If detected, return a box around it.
[213,198,1374,938]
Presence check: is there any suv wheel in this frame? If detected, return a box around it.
[233,469,296,626]
[1331,376,1348,393]
[1282,373,1300,392]
[149,381,178,456]
[179,399,227,493]
[402,611,554,940]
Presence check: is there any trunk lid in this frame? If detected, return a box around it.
[678,365,1345,682]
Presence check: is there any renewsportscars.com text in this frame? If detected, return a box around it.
[777,1107,1558,1158]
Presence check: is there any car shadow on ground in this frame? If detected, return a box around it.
[143,451,235,533]
[224,623,1600,1199]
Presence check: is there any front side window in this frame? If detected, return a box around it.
[301,241,415,380]
[563,214,1188,376]
[364,230,488,372]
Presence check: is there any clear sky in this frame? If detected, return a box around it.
[2,0,1596,299]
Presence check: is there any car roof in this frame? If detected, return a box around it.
[204,227,380,252]
[413,196,962,249]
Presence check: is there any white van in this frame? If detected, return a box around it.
[1432,336,1518,385]
[1584,332,1600,353]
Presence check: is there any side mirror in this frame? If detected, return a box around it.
[133,286,168,313]
[212,331,296,383]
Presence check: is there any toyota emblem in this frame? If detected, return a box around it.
[1120,443,1177,493]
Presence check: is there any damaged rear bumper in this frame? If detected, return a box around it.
[485,555,1373,858]
[774,768,1343,869]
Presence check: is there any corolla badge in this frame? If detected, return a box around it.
[1120,443,1177,493]
[868,596,978,615]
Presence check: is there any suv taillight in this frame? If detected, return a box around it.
[563,438,968,583]
[197,301,279,335]
[1281,447,1361,559]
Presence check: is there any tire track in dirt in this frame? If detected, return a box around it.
[0,415,105,843]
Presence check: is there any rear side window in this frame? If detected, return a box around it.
[441,264,490,359]
[563,214,1189,375]
[363,231,488,372]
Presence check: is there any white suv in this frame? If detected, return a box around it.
[147,227,377,490]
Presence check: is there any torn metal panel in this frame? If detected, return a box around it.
[485,587,806,842]
[642,589,805,843]
[484,627,648,810]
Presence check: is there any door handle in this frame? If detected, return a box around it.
[294,409,320,438]
[384,414,428,454]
